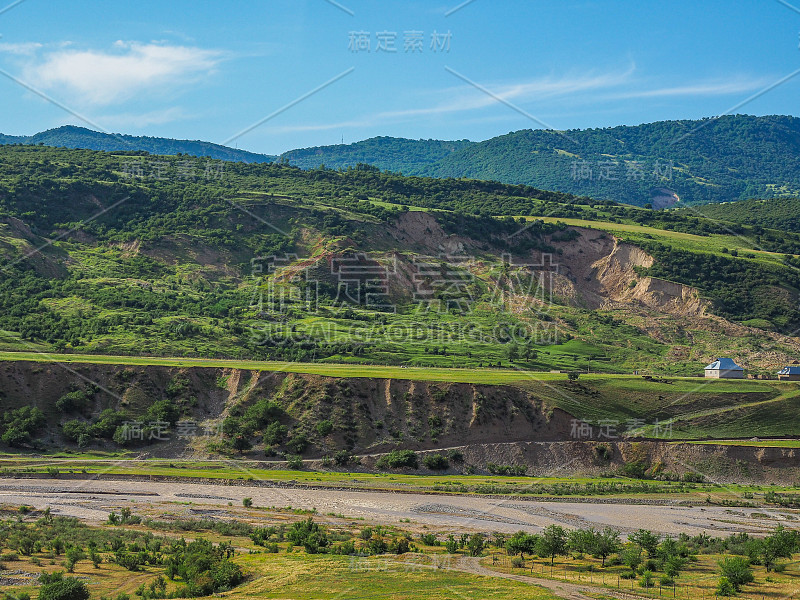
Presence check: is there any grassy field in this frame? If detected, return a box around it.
[531,216,789,266]
[482,549,800,600]
[683,439,800,448]
[234,553,556,600]
[2,504,799,600]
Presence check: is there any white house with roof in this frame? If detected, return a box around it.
[777,365,800,381]
[704,357,744,379]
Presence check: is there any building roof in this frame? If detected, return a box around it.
[777,365,800,375]
[705,357,743,371]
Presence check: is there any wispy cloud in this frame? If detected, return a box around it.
[23,41,224,105]
[0,41,42,55]
[608,77,772,99]
[266,67,773,136]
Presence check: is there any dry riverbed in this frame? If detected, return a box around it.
[0,478,793,536]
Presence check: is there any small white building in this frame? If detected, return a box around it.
[777,365,800,381]
[704,357,744,379]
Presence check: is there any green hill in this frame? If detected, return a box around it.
[280,136,472,173]
[687,197,800,233]
[0,125,275,163]
[0,144,799,374]
[280,115,800,207]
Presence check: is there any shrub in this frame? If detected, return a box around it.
[286,432,309,454]
[242,498,253,508]
[38,573,90,600]
[447,449,464,463]
[376,450,418,470]
[716,576,736,596]
[263,422,287,445]
[422,453,449,471]
[287,518,328,554]
[333,450,352,466]
[316,420,334,436]
[719,556,754,591]
[286,454,303,470]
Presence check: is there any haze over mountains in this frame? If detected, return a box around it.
[4,114,800,207]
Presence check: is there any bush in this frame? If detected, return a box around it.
[287,518,328,554]
[333,450,352,466]
[263,422,287,445]
[719,556,754,591]
[286,432,309,454]
[286,454,303,470]
[422,453,449,471]
[38,573,90,600]
[242,498,253,508]
[316,420,333,436]
[486,463,527,476]
[376,450,418,470]
[447,449,464,463]
[716,576,736,596]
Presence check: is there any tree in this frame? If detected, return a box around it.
[466,534,485,557]
[718,556,754,592]
[591,528,621,567]
[64,547,85,573]
[629,529,659,557]
[761,526,798,571]
[567,528,595,554]
[539,525,568,566]
[232,434,252,454]
[716,576,736,597]
[639,570,655,588]
[505,531,537,557]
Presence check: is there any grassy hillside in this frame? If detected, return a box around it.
[0,359,796,458]
[0,145,799,374]
[687,197,800,233]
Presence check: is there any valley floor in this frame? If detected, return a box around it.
[0,477,792,537]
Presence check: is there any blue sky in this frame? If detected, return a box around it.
[0,0,799,155]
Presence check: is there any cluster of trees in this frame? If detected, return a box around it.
[0,406,45,447]
[499,526,800,596]
[424,115,800,207]
[640,242,800,331]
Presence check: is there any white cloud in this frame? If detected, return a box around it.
[24,41,224,105]
[0,42,43,55]
[266,67,773,137]
[608,78,771,99]
[265,67,638,134]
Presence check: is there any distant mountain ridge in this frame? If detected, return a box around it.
[279,115,800,207]
[6,115,800,206]
[280,136,473,174]
[0,125,275,163]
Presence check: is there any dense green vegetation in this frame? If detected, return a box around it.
[280,136,471,174]
[281,115,800,207]
[688,196,800,234]
[0,143,798,372]
[0,125,274,163]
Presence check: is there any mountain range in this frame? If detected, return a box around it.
[0,125,275,163]
[4,115,800,207]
